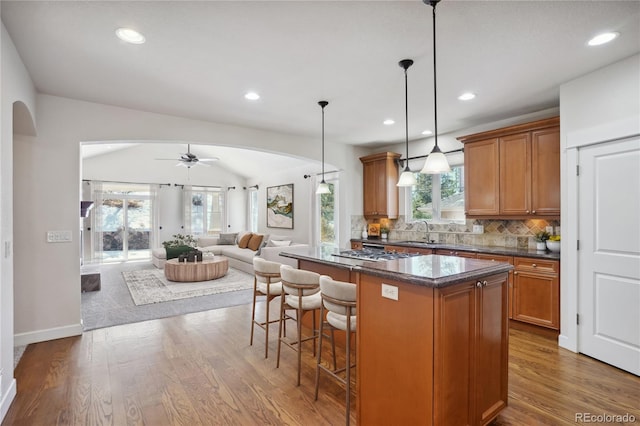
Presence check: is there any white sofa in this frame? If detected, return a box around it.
[152,232,306,274]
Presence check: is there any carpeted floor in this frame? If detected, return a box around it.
[81,261,254,331]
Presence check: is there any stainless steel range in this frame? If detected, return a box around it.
[333,243,422,262]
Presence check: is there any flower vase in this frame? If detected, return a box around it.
[536,241,547,251]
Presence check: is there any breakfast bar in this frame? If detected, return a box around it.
[281,246,514,426]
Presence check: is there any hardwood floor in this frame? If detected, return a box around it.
[4,302,639,425]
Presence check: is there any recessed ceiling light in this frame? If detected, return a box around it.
[588,32,619,46]
[244,92,260,101]
[458,92,476,101]
[422,129,433,136]
[383,119,395,125]
[115,28,145,44]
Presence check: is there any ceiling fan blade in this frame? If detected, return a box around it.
[195,161,211,167]
[198,157,219,162]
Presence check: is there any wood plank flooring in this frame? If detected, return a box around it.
[4,302,639,425]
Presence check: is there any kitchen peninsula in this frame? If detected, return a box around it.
[281,247,513,425]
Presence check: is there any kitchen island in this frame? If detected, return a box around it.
[280,246,513,426]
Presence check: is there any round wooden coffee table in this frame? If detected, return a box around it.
[164,256,229,282]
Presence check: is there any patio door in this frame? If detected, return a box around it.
[93,183,154,262]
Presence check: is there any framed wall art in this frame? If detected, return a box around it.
[267,184,294,229]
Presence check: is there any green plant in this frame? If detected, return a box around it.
[162,234,197,249]
[380,227,390,234]
[534,231,550,242]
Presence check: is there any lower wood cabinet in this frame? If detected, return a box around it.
[512,257,560,330]
[476,253,514,319]
[435,248,477,258]
[434,274,509,425]
[357,272,509,425]
[350,241,363,250]
[385,244,433,255]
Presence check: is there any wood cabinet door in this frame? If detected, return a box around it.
[477,253,514,319]
[362,160,378,216]
[465,138,500,216]
[512,269,560,330]
[434,280,475,426]
[499,132,531,215]
[476,274,509,425]
[531,127,560,215]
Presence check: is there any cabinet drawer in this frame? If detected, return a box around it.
[477,253,513,264]
[435,249,477,259]
[514,257,558,274]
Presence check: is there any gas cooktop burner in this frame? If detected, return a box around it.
[333,249,422,262]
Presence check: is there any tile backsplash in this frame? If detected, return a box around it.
[351,216,561,250]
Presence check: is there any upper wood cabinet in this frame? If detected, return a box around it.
[458,117,560,219]
[360,152,401,219]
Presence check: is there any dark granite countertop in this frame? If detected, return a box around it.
[351,238,561,260]
[279,245,513,288]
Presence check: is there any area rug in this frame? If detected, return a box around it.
[123,268,254,305]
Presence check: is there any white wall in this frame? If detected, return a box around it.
[1,21,37,419]
[559,53,640,352]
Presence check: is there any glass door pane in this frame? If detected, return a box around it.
[98,198,125,262]
[127,198,151,261]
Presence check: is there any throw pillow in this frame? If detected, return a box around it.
[267,239,291,247]
[218,232,238,245]
[247,234,264,251]
[238,233,253,249]
[165,245,193,260]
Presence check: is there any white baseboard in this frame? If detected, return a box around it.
[14,323,83,347]
[0,378,17,422]
[558,333,577,353]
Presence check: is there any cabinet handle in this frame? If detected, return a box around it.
[483,280,488,287]
[514,271,519,275]
[526,210,530,214]
[532,210,537,214]
[476,281,483,288]
[532,264,537,268]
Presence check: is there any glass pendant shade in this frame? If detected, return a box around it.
[316,181,330,194]
[420,146,451,174]
[397,168,417,186]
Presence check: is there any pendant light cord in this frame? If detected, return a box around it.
[319,100,328,183]
[404,65,409,163]
[432,1,439,151]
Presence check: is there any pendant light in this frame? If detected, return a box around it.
[421,0,451,174]
[397,59,417,187]
[316,100,331,194]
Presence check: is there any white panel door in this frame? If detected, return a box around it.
[578,136,640,375]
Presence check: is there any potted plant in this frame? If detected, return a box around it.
[162,234,197,260]
[534,231,550,251]
[380,227,389,240]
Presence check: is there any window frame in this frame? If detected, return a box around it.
[403,165,466,224]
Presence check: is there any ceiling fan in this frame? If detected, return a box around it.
[156,144,219,168]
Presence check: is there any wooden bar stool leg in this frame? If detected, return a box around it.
[264,292,270,359]
[276,294,285,369]
[314,305,325,401]
[250,277,257,346]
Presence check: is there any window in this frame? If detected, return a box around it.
[315,177,339,248]
[187,187,224,235]
[408,165,465,222]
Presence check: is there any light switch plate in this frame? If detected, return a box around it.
[46,230,72,243]
[381,283,399,301]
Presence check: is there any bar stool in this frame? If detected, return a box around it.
[250,257,283,358]
[314,275,357,426]
[277,265,322,386]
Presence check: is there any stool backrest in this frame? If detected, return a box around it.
[319,275,356,315]
[280,265,320,296]
[253,257,281,282]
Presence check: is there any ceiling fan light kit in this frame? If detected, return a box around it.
[157,144,219,169]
